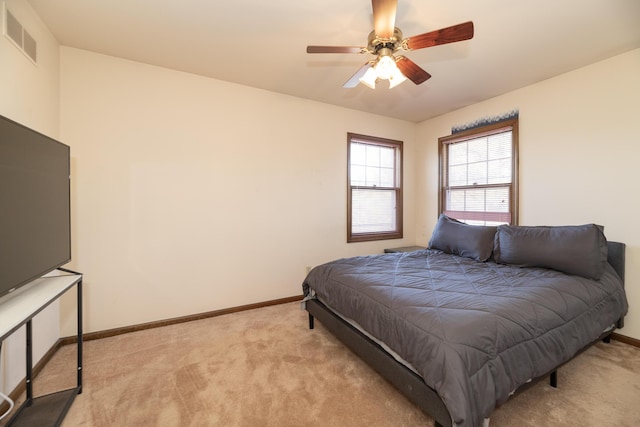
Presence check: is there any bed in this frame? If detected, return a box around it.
[302,216,629,427]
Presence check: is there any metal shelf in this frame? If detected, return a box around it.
[0,269,82,427]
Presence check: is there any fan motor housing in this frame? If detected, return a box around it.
[367,27,403,54]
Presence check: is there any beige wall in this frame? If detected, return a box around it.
[59,47,417,334]
[416,49,640,340]
[0,0,61,394]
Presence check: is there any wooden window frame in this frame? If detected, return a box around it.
[347,133,403,243]
[438,118,519,225]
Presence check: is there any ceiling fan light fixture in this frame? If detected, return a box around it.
[388,66,407,89]
[359,66,378,89]
[359,49,407,90]
[375,53,396,80]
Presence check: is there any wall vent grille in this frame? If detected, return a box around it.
[3,4,37,63]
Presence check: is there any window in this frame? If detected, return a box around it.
[438,119,518,225]
[347,133,403,242]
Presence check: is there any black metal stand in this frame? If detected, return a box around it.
[550,370,557,388]
[4,269,83,427]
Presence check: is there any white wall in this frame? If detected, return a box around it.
[59,47,417,334]
[416,49,640,340]
[0,0,61,395]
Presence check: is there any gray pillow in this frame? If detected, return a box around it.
[493,224,607,280]
[428,214,497,262]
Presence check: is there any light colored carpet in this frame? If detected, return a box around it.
[6,302,640,426]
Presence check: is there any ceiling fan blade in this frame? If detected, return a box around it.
[396,56,431,85]
[372,0,397,38]
[307,46,365,54]
[343,62,373,88]
[405,21,474,50]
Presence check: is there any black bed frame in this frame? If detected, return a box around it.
[305,242,626,427]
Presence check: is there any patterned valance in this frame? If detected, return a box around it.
[452,109,519,134]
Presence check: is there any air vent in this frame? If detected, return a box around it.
[3,4,37,63]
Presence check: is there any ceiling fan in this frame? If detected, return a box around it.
[306,0,474,89]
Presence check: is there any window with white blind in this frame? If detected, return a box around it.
[439,119,518,225]
[347,133,403,242]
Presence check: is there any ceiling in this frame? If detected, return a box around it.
[28,0,640,123]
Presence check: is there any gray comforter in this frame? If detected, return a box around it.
[302,249,628,427]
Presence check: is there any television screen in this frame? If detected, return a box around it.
[0,115,71,298]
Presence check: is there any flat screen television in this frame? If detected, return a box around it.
[0,114,71,298]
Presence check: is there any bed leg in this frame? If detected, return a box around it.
[550,370,557,388]
[308,313,314,330]
[434,421,444,427]
[603,334,611,344]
